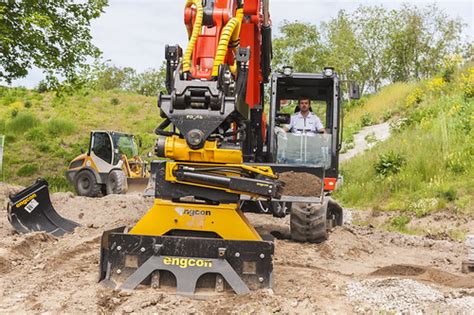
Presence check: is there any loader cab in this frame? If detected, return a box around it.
[89,131,137,166]
[267,69,344,182]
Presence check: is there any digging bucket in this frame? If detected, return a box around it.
[7,178,80,237]
[125,177,150,195]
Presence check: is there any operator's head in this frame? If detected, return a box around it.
[298,97,311,114]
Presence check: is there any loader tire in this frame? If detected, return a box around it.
[290,202,327,243]
[106,170,127,195]
[74,170,101,197]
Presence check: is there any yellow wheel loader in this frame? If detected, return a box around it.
[66,131,150,197]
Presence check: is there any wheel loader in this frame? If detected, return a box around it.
[66,131,150,197]
[98,0,359,296]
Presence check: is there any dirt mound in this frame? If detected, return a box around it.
[278,171,322,196]
[0,183,23,210]
[371,264,474,289]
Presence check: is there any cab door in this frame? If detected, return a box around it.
[90,132,116,172]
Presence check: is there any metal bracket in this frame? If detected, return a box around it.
[119,255,250,296]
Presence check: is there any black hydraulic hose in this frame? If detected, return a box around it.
[154,119,180,137]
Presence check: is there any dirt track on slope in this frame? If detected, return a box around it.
[1,183,473,314]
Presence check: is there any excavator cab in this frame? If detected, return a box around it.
[267,69,343,188]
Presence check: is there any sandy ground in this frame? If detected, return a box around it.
[0,183,473,314]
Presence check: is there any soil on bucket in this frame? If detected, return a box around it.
[278,171,322,197]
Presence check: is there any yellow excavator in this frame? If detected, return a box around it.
[66,131,150,197]
[8,0,357,296]
[98,0,354,296]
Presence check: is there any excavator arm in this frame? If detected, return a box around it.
[99,0,278,296]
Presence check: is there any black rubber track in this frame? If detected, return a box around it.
[290,202,327,243]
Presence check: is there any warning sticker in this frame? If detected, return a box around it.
[24,199,39,213]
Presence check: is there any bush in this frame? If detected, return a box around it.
[382,110,393,122]
[390,215,411,231]
[374,151,406,177]
[126,104,140,114]
[16,164,38,177]
[110,97,120,105]
[360,113,374,127]
[444,152,468,174]
[364,133,377,144]
[409,198,440,217]
[36,81,49,93]
[45,176,74,192]
[24,100,32,108]
[36,143,51,153]
[10,108,18,118]
[45,118,76,136]
[5,134,16,143]
[7,112,40,134]
[25,127,46,142]
[437,187,457,202]
[405,88,424,108]
[389,117,410,133]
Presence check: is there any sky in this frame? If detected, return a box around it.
[11,0,474,88]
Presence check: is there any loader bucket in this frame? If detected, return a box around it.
[99,227,274,297]
[7,178,80,237]
[125,177,150,195]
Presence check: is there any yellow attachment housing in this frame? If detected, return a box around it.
[160,135,243,164]
[129,199,262,241]
[183,0,204,73]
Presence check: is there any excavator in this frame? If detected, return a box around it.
[8,0,357,295]
[98,0,359,296]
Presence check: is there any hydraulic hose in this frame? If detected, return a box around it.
[183,0,203,73]
[212,8,244,77]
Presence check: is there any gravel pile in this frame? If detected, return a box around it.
[346,278,473,314]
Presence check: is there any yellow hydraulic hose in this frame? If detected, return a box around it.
[212,8,244,77]
[183,0,203,73]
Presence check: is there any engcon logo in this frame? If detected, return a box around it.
[175,207,211,216]
[184,209,211,216]
[16,194,37,208]
[163,257,213,268]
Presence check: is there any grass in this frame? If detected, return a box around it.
[341,83,418,147]
[0,87,160,190]
[335,65,474,216]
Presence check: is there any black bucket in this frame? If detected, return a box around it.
[7,178,80,237]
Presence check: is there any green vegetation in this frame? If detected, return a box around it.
[0,1,107,87]
[273,4,467,95]
[335,65,474,216]
[389,215,411,233]
[0,86,159,190]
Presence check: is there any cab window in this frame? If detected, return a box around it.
[92,132,112,164]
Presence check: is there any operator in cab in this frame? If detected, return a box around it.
[283,97,326,134]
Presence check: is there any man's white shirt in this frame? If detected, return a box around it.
[287,112,324,133]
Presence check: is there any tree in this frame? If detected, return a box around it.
[272,21,326,73]
[352,6,392,92]
[0,0,108,85]
[387,4,464,82]
[323,11,365,92]
[128,66,166,97]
